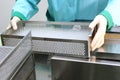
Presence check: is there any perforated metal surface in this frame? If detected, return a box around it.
[0,32,32,80]
[32,39,87,57]
[0,46,13,65]
[2,21,91,58]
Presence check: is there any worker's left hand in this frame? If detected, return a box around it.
[89,15,107,51]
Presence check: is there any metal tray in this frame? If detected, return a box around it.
[51,56,120,80]
[0,32,32,80]
[96,32,120,60]
[2,21,91,58]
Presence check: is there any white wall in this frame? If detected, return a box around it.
[0,0,48,33]
[0,0,15,32]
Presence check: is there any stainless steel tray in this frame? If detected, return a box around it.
[96,32,120,60]
[51,56,120,80]
[2,21,91,58]
[0,32,32,80]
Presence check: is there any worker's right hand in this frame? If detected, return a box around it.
[7,16,21,30]
[89,15,107,51]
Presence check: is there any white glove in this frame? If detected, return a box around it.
[89,15,107,51]
[7,16,21,30]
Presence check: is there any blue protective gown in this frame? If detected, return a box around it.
[11,0,120,30]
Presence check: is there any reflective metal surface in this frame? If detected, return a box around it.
[3,21,90,40]
[51,56,120,80]
[96,33,120,60]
